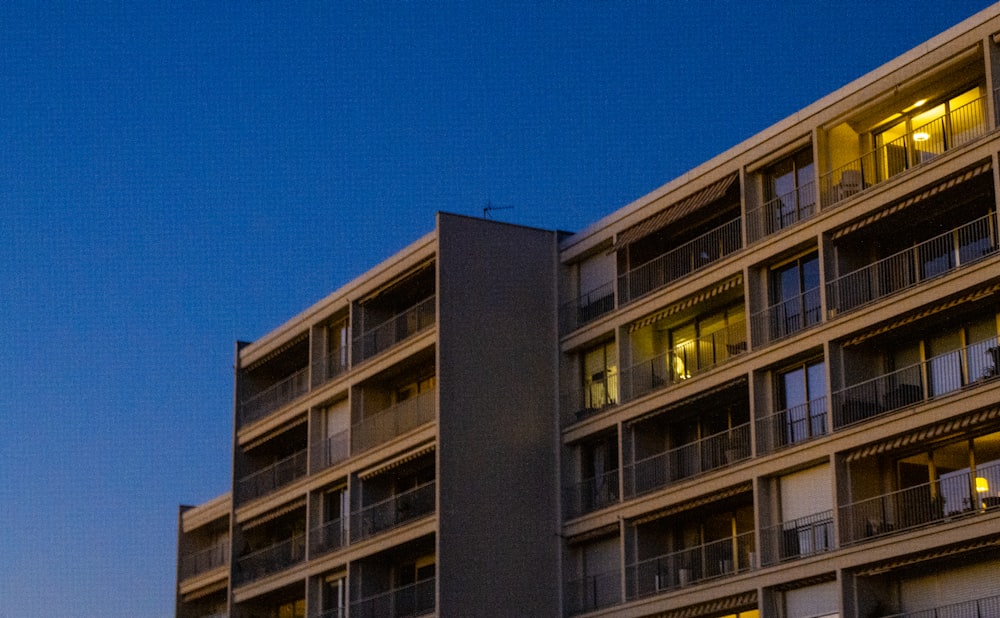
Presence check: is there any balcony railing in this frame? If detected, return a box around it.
[747,181,817,242]
[350,576,435,618]
[351,389,436,455]
[750,287,821,347]
[565,468,619,518]
[179,539,229,580]
[236,449,308,504]
[313,351,349,387]
[755,397,828,455]
[618,218,741,306]
[619,319,747,402]
[832,336,1000,429]
[879,593,1000,618]
[312,429,349,473]
[235,534,305,585]
[562,280,615,333]
[839,459,1000,545]
[626,531,754,600]
[827,213,999,316]
[821,96,987,209]
[350,480,436,543]
[759,510,833,566]
[577,370,618,421]
[239,367,310,427]
[317,608,345,618]
[624,423,750,498]
[309,517,346,557]
[565,569,622,615]
[354,296,435,363]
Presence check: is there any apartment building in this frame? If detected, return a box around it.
[178,5,1000,618]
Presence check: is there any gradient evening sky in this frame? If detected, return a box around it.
[0,2,995,616]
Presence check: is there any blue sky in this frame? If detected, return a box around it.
[0,2,995,616]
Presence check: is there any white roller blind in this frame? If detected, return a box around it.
[325,400,350,437]
[579,254,615,295]
[785,581,838,618]
[900,559,1000,612]
[780,465,832,521]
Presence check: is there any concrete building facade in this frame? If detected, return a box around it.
[178,6,1000,617]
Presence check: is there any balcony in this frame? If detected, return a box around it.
[759,510,833,566]
[878,593,1000,618]
[577,370,618,421]
[235,534,305,585]
[351,389,436,455]
[349,577,435,618]
[314,352,349,387]
[354,296,435,363]
[618,218,741,306]
[750,287,821,347]
[313,429,349,473]
[746,181,817,243]
[562,280,615,334]
[839,459,1000,545]
[820,96,988,210]
[309,517,345,558]
[755,397,828,455]
[626,531,755,600]
[624,423,750,498]
[832,336,999,429]
[239,367,309,427]
[350,480,436,543]
[236,449,307,504]
[179,539,229,581]
[619,319,747,402]
[565,469,619,518]
[827,213,999,317]
[564,569,621,616]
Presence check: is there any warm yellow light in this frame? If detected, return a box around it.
[976,477,989,493]
[913,131,930,142]
[903,99,927,112]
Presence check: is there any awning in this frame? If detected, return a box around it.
[566,523,619,546]
[627,377,748,427]
[844,404,1000,462]
[842,281,1000,346]
[644,591,757,618]
[614,174,739,249]
[855,535,1000,575]
[240,497,306,529]
[243,331,309,370]
[358,443,436,480]
[241,415,308,451]
[627,274,743,333]
[631,481,752,525]
[831,160,992,240]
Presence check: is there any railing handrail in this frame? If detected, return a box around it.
[756,396,826,425]
[350,575,436,613]
[353,295,436,364]
[631,422,751,468]
[353,479,436,519]
[179,538,230,578]
[748,179,817,219]
[826,212,998,314]
[877,592,1000,618]
[236,532,305,569]
[351,388,436,454]
[629,529,755,574]
[622,217,741,278]
[239,366,310,424]
[237,448,307,489]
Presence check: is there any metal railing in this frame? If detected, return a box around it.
[577,371,619,421]
[624,423,750,498]
[350,480,436,543]
[564,569,622,615]
[827,213,999,316]
[313,351,349,387]
[747,181,817,242]
[755,397,828,455]
[562,281,615,333]
[839,459,1000,546]
[832,336,1000,429]
[759,510,833,566]
[312,428,350,473]
[239,367,310,427]
[820,96,987,209]
[309,517,346,557]
[879,593,1000,618]
[354,296,435,363]
[565,469,619,518]
[750,287,821,347]
[179,539,229,580]
[350,577,435,618]
[236,449,308,504]
[618,218,741,306]
[351,389,436,455]
[626,531,755,600]
[235,534,305,585]
[317,608,345,618]
[619,319,747,402]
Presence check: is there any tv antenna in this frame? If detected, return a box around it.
[483,200,513,219]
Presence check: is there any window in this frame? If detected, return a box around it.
[327,318,349,376]
[763,147,815,232]
[395,375,435,404]
[777,359,827,445]
[769,253,821,339]
[580,435,618,511]
[668,305,745,380]
[321,574,346,617]
[583,341,618,411]
[890,315,997,399]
